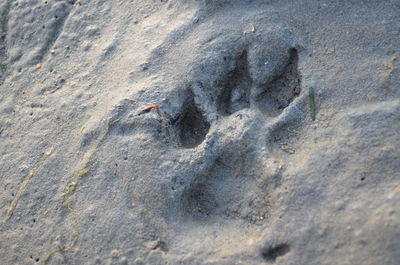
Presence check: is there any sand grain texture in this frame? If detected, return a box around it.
[0,0,399,264]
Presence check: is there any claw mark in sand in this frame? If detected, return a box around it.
[3,148,54,223]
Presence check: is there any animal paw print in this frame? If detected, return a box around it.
[172,42,302,224]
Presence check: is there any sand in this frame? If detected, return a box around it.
[0,0,399,264]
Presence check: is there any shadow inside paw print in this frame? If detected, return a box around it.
[215,47,301,117]
[255,48,300,117]
[217,51,252,116]
[176,97,210,148]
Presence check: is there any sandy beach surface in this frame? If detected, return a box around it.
[1,0,399,264]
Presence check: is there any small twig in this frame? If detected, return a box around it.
[137,104,160,116]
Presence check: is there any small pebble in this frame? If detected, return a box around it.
[111,249,120,257]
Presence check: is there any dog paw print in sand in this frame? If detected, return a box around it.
[102,26,303,264]
[146,31,303,263]
[178,41,301,225]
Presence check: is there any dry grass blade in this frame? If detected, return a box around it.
[308,87,317,121]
